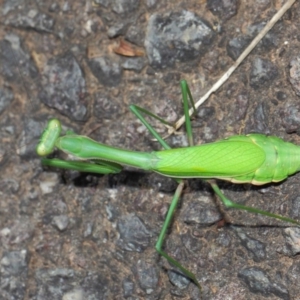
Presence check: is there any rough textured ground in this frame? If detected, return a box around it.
[1,0,300,299]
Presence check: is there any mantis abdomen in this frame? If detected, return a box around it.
[156,134,300,185]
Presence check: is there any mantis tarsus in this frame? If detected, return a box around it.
[37,80,300,291]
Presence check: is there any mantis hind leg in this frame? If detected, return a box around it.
[210,181,300,225]
[130,80,201,289]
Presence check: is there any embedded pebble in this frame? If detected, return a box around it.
[122,278,135,298]
[207,0,238,20]
[0,87,14,115]
[289,57,300,96]
[280,104,300,134]
[182,197,222,225]
[112,0,140,15]
[117,214,151,252]
[232,227,266,262]
[250,57,278,89]
[283,227,300,256]
[39,172,59,195]
[62,289,84,300]
[122,57,147,72]
[0,34,38,83]
[238,267,289,299]
[1,250,28,276]
[39,52,87,121]
[87,56,122,87]
[52,215,69,231]
[134,260,159,293]
[4,9,54,32]
[145,10,215,69]
[168,270,191,289]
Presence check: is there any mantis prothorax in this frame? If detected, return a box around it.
[36,80,300,290]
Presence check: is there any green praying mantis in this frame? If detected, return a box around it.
[36,80,300,290]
